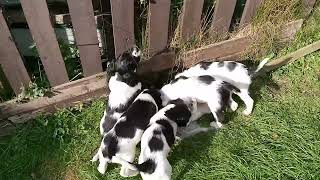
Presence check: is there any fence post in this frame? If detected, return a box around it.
[148,0,171,56]
[0,9,30,95]
[67,0,103,77]
[110,0,135,57]
[20,0,69,86]
[240,0,263,27]
[210,0,237,35]
[180,0,204,41]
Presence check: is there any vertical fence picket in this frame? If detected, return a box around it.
[210,0,237,34]
[240,0,263,27]
[180,0,204,41]
[20,0,69,86]
[148,0,171,56]
[304,0,316,16]
[67,0,103,77]
[0,10,30,95]
[110,0,135,57]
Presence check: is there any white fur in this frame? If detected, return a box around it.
[160,77,231,128]
[175,58,269,115]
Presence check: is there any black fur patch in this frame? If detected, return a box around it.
[114,100,157,138]
[134,159,156,174]
[164,104,191,127]
[156,119,175,147]
[226,62,237,71]
[170,75,188,84]
[102,114,118,133]
[149,136,164,152]
[153,130,162,135]
[217,61,224,67]
[102,135,119,159]
[199,61,212,70]
[115,72,140,87]
[144,89,163,110]
[198,75,215,85]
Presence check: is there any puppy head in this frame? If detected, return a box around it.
[165,98,193,127]
[115,46,141,74]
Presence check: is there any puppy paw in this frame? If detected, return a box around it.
[210,121,223,129]
[230,102,238,111]
[97,165,107,174]
[120,167,139,177]
[242,109,252,116]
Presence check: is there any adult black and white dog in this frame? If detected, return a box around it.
[115,98,197,180]
[175,58,269,115]
[99,46,142,135]
[161,75,240,129]
[92,89,163,177]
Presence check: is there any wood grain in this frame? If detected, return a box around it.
[0,10,30,94]
[20,0,69,86]
[240,0,263,27]
[211,0,237,34]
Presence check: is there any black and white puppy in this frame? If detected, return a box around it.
[175,58,269,115]
[161,75,240,129]
[116,98,197,180]
[92,89,163,177]
[99,46,142,135]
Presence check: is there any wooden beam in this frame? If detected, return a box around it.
[0,9,30,95]
[148,0,171,56]
[0,73,108,122]
[264,40,320,72]
[210,0,237,35]
[67,0,103,77]
[180,0,204,41]
[240,0,263,27]
[20,0,69,86]
[110,0,135,57]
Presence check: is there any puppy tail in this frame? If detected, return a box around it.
[249,57,270,77]
[113,156,156,174]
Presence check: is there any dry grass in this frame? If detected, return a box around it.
[241,0,304,59]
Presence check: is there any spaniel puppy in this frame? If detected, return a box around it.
[115,98,197,180]
[92,89,163,177]
[99,46,142,135]
[161,75,239,129]
[175,58,269,115]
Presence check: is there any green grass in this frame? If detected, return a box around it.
[1,4,320,180]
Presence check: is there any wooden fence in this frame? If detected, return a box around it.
[0,0,316,124]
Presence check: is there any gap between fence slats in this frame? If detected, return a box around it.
[110,0,135,57]
[20,0,69,86]
[240,0,263,27]
[0,10,30,95]
[210,0,237,35]
[180,0,204,41]
[148,0,171,56]
[67,0,103,77]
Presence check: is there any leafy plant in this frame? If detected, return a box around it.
[17,82,52,102]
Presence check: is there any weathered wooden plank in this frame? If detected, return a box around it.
[240,0,263,27]
[20,0,69,86]
[180,0,204,41]
[303,0,316,16]
[0,10,30,94]
[0,73,108,122]
[110,0,135,57]
[148,0,171,56]
[265,40,320,72]
[211,0,237,34]
[67,0,103,77]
